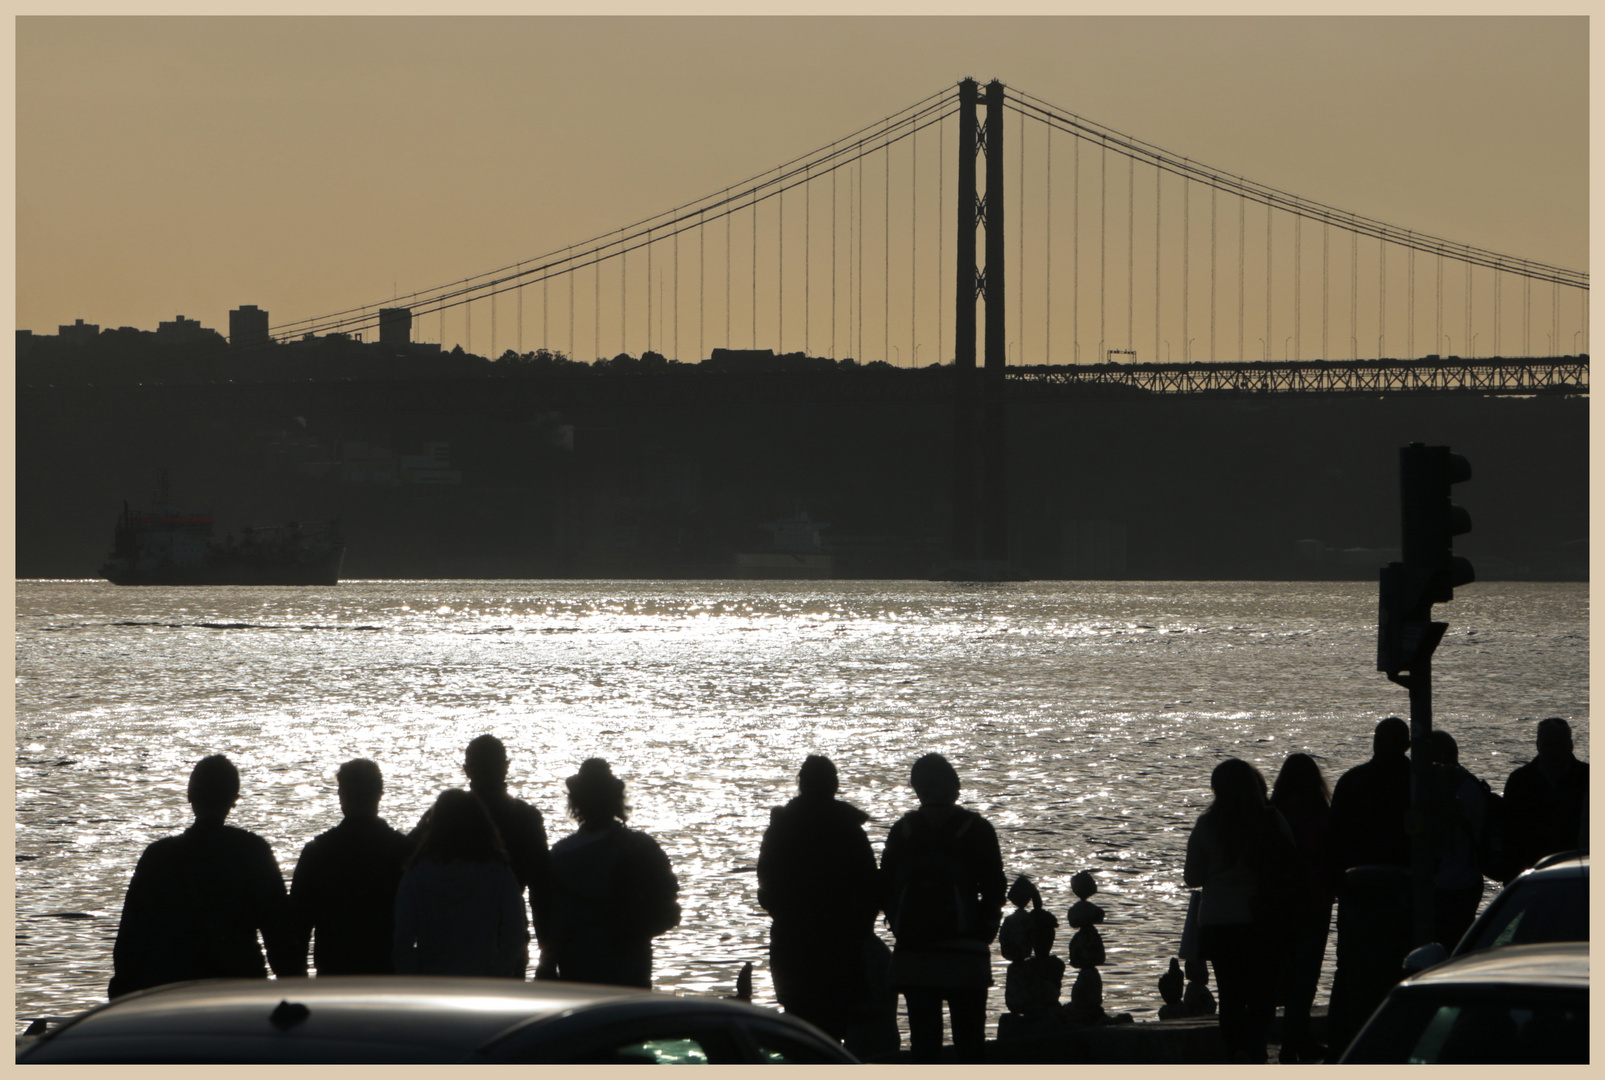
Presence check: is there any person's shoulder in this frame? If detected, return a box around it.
[831,799,871,828]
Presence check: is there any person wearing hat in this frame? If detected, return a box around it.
[878,753,1006,1064]
[546,758,680,988]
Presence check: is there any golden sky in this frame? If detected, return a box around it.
[16,17,1588,362]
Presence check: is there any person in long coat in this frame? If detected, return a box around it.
[757,754,879,1041]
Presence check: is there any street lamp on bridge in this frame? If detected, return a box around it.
[1258,337,1267,361]
[1471,333,1480,360]
[1284,336,1292,362]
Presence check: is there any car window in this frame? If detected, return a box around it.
[1462,877,1589,953]
[1345,992,1588,1064]
[600,1036,711,1064]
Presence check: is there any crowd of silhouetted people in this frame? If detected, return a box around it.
[1183,715,1588,1064]
[108,718,1585,1063]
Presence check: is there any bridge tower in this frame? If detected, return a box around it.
[945,78,1023,580]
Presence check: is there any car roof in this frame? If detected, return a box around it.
[1406,941,1590,990]
[24,977,785,1062]
[1519,851,1589,880]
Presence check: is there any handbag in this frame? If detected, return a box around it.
[1177,889,1202,962]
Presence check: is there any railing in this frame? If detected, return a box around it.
[1008,357,1588,395]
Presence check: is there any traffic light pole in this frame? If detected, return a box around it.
[1378,441,1472,950]
[1400,662,1437,949]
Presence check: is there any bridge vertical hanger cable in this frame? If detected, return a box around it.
[673,230,679,360]
[1378,237,1386,357]
[1073,137,1079,362]
[1464,260,1472,359]
[518,264,523,353]
[1264,202,1271,360]
[831,165,838,358]
[1019,107,1025,364]
[1100,138,1107,360]
[1044,120,1051,363]
[1493,263,1501,356]
[1293,214,1300,360]
[884,117,891,363]
[911,126,917,365]
[1181,172,1189,360]
[646,228,653,354]
[1406,239,1414,359]
[778,186,784,352]
[621,242,628,357]
[1437,249,1444,357]
[567,247,574,361]
[1350,222,1358,360]
[490,292,495,357]
[1238,190,1245,362]
[1523,277,1530,356]
[805,163,811,356]
[466,297,472,355]
[1209,186,1217,361]
[938,116,944,365]
[751,187,758,350]
[1154,159,1161,366]
[1127,153,1134,353]
[1322,222,1329,361]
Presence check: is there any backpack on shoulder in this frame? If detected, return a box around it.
[887,813,980,947]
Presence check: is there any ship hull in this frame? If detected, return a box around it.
[102,546,345,587]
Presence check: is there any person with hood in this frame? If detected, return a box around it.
[756,754,880,1042]
[547,758,680,988]
[879,753,1006,1064]
[392,788,528,978]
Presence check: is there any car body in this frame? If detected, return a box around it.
[1338,941,1588,1064]
[16,977,859,1064]
[1454,850,1588,957]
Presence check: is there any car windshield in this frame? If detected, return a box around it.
[1345,991,1588,1064]
[1461,876,1589,954]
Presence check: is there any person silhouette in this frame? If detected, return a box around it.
[879,753,1006,1065]
[108,754,303,998]
[756,754,879,1042]
[393,788,528,977]
[1184,757,1298,1065]
[547,758,680,988]
[1425,730,1491,947]
[1502,717,1589,879]
[461,735,554,974]
[1327,716,1412,877]
[290,758,412,975]
[1269,752,1334,1064]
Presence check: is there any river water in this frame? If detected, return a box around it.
[14,579,1588,1030]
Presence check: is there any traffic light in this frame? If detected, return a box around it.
[1378,443,1473,680]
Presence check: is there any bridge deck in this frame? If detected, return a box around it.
[1007,357,1587,395]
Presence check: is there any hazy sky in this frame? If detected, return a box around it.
[16,17,1588,361]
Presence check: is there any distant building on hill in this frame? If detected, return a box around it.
[58,318,99,342]
[229,305,271,348]
[379,307,413,345]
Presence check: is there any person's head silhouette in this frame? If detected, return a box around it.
[411,788,508,867]
[187,754,240,825]
[566,757,629,829]
[910,753,960,809]
[337,758,384,819]
[1208,757,1268,815]
[1536,717,1575,761]
[1373,716,1410,758]
[464,734,509,790]
[797,754,838,799]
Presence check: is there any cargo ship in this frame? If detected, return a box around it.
[100,500,345,586]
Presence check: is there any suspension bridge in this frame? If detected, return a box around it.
[266,78,1589,383]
